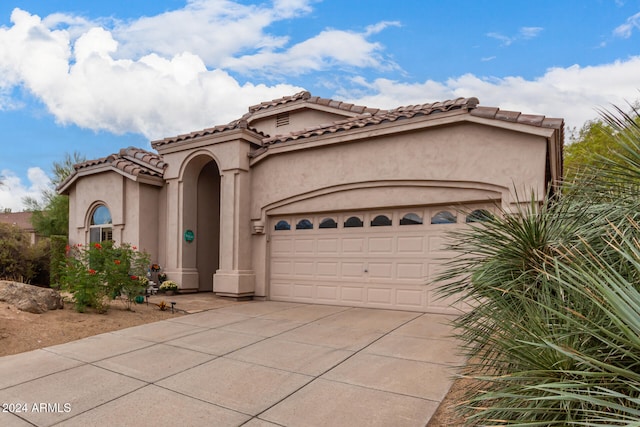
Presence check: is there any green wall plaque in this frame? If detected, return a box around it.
[184,229,195,243]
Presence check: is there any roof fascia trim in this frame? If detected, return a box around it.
[156,128,263,155]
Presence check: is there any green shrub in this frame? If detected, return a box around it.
[60,241,150,312]
[435,105,640,425]
[49,235,66,288]
[0,223,49,284]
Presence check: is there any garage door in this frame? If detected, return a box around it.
[269,207,490,314]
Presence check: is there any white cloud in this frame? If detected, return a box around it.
[222,28,398,75]
[520,26,543,39]
[613,11,640,38]
[487,26,544,46]
[0,3,396,139]
[0,167,51,212]
[342,56,640,134]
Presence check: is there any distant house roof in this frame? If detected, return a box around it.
[0,211,34,232]
[57,147,166,193]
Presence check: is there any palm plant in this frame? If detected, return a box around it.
[436,105,640,425]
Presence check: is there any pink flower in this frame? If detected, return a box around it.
[132,246,137,250]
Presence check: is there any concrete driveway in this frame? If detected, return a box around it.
[0,301,462,427]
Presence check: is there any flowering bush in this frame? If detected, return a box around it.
[159,280,178,291]
[60,241,150,312]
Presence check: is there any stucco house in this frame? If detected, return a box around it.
[58,91,563,314]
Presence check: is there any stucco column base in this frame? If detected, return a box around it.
[168,268,199,293]
[213,270,255,298]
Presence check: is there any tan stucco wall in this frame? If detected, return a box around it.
[67,171,161,264]
[249,122,547,221]
[156,134,257,294]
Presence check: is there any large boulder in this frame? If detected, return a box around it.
[0,281,64,314]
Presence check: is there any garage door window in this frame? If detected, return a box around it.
[431,211,456,224]
[371,215,392,227]
[319,218,338,229]
[344,216,364,228]
[466,209,493,223]
[400,213,423,225]
[274,220,291,231]
[296,219,313,230]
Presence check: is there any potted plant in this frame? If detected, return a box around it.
[159,280,178,296]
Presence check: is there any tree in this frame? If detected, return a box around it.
[24,152,86,237]
[564,102,640,184]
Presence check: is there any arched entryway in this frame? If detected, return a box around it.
[196,161,221,291]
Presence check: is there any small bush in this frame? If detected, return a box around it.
[49,235,66,288]
[60,241,150,312]
[0,223,48,284]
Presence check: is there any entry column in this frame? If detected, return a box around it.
[213,168,255,298]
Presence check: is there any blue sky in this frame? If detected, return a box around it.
[1,0,639,211]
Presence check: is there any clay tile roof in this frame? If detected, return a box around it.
[151,119,264,148]
[262,97,479,146]
[243,91,381,120]
[247,91,312,113]
[470,106,563,130]
[58,147,167,192]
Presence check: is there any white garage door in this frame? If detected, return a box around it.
[269,207,490,314]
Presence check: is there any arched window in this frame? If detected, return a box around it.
[89,205,113,243]
[371,215,392,227]
[400,213,423,225]
[296,219,313,230]
[319,218,338,229]
[344,216,364,228]
[274,220,291,231]
[466,209,493,223]
[431,211,456,224]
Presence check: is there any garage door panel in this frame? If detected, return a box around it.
[271,260,293,276]
[342,262,365,277]
[316,285,339,301]
[368,262,393,279]
[294,284,314,298]
[396,288,426,308]
[342,238,365,252]
[295,239,315,254]
[428,235,454,252]
[341,286,365,303]
[271,238,293,255]
[397,262,425,280]
[294,261,314,276]
[271,281,292,297]
[317,262,338,276]
[397,236,425,253]
[368,287,393,304]
[369,237,393,253]
[317,238,339,253]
